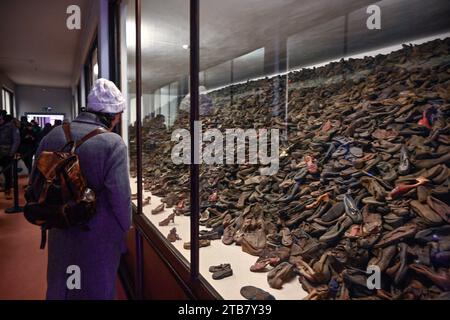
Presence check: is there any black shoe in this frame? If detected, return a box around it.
[344,194,362,223]
[398,145,410,175]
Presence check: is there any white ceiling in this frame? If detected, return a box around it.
[0,0,90,88]
[127,0,450,93]
[2,0,447,91]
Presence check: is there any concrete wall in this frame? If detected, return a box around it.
[15,85,73,120]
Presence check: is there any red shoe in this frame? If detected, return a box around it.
[418,110,432,129]
[208,191,218,202]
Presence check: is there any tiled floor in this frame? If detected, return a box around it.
[0,177,47,299]
[0,176,127,300]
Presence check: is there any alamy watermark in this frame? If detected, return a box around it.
[366,265,381,290]
[66,265,81,290]
[171,121,280,175]
[366,5,381,30]
[66,5,81,30]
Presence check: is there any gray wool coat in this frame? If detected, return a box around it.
[30,112,131,300]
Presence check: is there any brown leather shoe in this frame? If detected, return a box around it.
[410,200,443,225]
[305,193,330,209]
[209,263,231,273]
[142,196,151,207]
[158,212,175,226]
[151,203,165,214]
[240,286,275,300]
[167,227,181,242]
[360,177,386,201]
[413,153,450,169]
[417,186,429,203]
[369,245,397,272]
[212,266,233,280]
[362,208,382,235]
[236,191,252,209]
[321,202,345,222]
[431,165,449,184]
[402,280,425,300]
[267,262,296,289]
[222,225,236,245]
[241,229,266,256]
[374,224,418,248]
[250,257,280,272]
[183,239,210,250]
[319,216,353,243]
[426,196,450,223]
[372,129,399,140]
[312,252,332,284]
[410,264,450,291]
[303,284,330,300]
[280,227,293,247]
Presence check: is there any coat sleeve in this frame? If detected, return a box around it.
[104,139,132,232]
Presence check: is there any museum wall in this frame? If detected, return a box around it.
[15,85,73,120]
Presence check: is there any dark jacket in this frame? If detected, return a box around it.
[30,112,131,299]
[0,121,20,157]
[19,125,38,155]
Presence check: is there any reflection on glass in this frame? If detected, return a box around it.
[91,47,99,85]
[124,0,137,202]
[233,47,265,83]
[93,63,99,81]
[195,0,450,300]
[125,0,450,299]
[135,0,191,262]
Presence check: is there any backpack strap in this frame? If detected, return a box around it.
[62,123,73,143]
[61,123,76,153]
[75,127,109,149]
[61,123,108,151]
[40,227,47,250]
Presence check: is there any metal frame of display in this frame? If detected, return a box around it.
[189,0,200,281]
[134,0,144,300]
[129,0,219,299]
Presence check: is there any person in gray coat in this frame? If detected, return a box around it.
[30,79,131,299]
[0,111,20,199]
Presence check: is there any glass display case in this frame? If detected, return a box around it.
[124,0,450,300]
[135,0,192,265]
[125,0,137,211]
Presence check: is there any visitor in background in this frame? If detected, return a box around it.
[12,116,20,129]
[0,111,20,199]
[19,120,38,174]
[53,120,62,128]
[31,120,42,137]
[39,123,53,142]
[20,116,29,128]
[179,85,214,116]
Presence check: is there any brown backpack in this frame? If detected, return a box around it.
[24,123,108,249]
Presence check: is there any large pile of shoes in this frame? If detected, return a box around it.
[130,38,450,300]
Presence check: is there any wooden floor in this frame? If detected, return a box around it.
[0,176,127,300]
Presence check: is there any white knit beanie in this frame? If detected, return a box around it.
[87,78,126,114]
